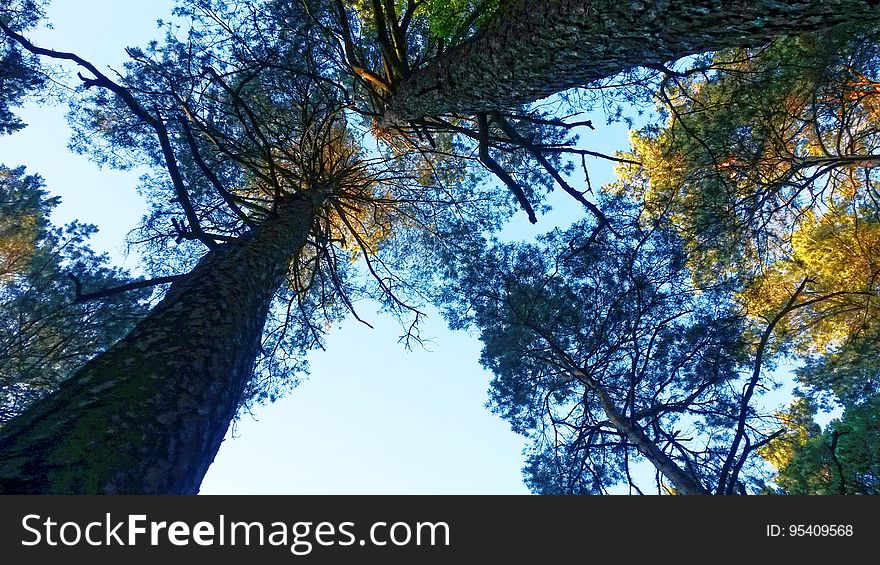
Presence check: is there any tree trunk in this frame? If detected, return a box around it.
[385,0,880,123]
[592,382,709,495]
[0,190,324,494]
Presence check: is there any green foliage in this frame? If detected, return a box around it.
[738,207,880,354]
[0,165,148,423]
[614,25,880,284]
[0,165,43,280]
[0,0,46,134]
[797,327,880,407]
[758,397,821,474]
[344,0,498,41]
[765,397,880,495]
[420,0,499,41]
[439,198,751,494]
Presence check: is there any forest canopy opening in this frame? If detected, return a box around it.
[1,0,878,495]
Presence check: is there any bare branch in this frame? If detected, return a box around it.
[477,113,537,223]
[491,113,615,234]
[0,21,218,250]
[68,273,185,303]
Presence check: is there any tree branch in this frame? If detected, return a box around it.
[370,0,405,82]
[0,21,217,250]
[829,430,849,495]
[492,113,614,235]
[177,116,255,227]
[502,112,595,130]
[383,0,410,76]
[68,273,185,303]
[718,278,810,494]
[477,113,537,223]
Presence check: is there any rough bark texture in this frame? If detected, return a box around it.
[385,0,880,122]
[0,191,324,494]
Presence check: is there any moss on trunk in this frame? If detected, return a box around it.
[0,191,324,494]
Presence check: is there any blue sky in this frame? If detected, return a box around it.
[0,1,651,494]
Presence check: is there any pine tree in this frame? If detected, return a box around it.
[2,0,879,493]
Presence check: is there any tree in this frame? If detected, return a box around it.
[437,193,840,494]
[605,25,880,492]
[2,0,879,493]
[331,0,880,230]
[436,195,880,494]
[761,396,880,495]
[438,203,741,494]
[0,0,46,135]
[0,166,148,424]
[0,5,343,493]
[0,0,464,493]
[382,0,880,122]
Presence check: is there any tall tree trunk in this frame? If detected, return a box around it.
[591,385,709,495]
[0,190,325,494]
[385,0,880,122]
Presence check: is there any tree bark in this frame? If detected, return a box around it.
[384,0,880,123]
[0,190,325,494]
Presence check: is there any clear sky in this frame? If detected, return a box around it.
[0,0,643,494]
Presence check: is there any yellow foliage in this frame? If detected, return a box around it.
[232,113,404,294]
[758,398,818,472]
[0,213,38,283]
[740,206,880,351]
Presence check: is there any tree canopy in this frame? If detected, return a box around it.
[0,0,45,134]
[1,0,879,494]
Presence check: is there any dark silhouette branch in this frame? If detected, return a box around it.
[177,116,255,227]
[0,20,217,250]
[492,113,615,235]
[535,146,643,167]
[502,112,595,130]
[717,278,809,494]
[829,430,850,495]
[477,113,537,224]
[68,273,185,303]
